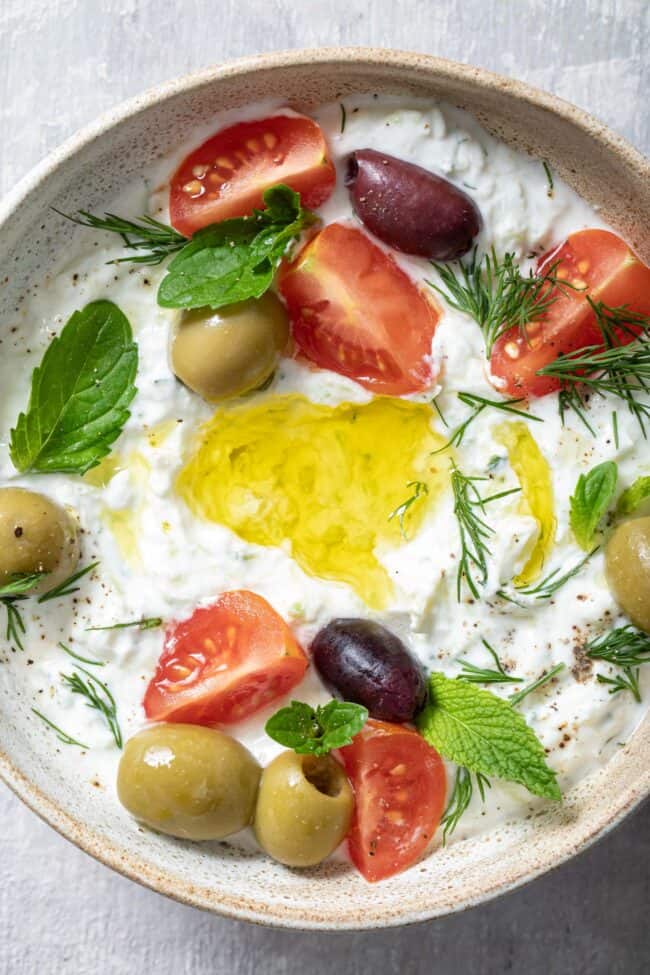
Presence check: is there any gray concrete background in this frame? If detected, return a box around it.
[1,1,648,971]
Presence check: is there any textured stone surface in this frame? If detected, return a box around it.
[1,1,649,971]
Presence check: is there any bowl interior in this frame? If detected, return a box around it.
[0,50,648,929]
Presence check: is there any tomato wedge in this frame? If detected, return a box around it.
[169,115,336,236]
[278,223,441,395]
[339,719,446,882]
[490,229,650,398]
[143,590,307,725]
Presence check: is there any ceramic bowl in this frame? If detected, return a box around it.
[0,48,648,930]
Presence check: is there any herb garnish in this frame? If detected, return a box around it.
[432,391,541,454]
[1,566,97,651]
[428,249,566,357]
[451,464,520,600]
[10,301,137,476]
[157,184,315,310]
[58,642,105,667]
[458,640,564,702]
[339,102,347,133]
[569,461,618,550]
[265,699,368,756]
[441,767,492,843]
[62,186,316,313]
[431,395,449,427]
[388,481,429,539]
[61,666,122,748]
[31,708,89,749]
[442,656,565,839]
[586,625,650,703]
[538,300,650,436]
[498,547,597,602]
[458,639,521,685]
[0,573,46,651]
[617,475,650,515]
[86,617,162,632]
[417,672,561,800]
[56,210,187,265]
[542,160,554,197]
[37,561,99,603]
[509,663,565,707]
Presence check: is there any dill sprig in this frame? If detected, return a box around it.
[61,666,122,748]
[86,617,162,632]
[433,391,542,454]
[55,209,187,266]
[458,638,521,685]
[441,766,492,843]
[0,572,47,598]
[450,464,520,601]
[539,300,650,436]
[596,669,641,701]
[542,160,554,197]
[58,642,105,667]
[38,562,99,603]
[585,625,650,703]
[509,662,565,707]
[458,638,564,702]
[431,395,449,428]
[0,565,98,652]
[428,248,565,357]
[31,708,88,749]
[498,548,597,602]
[388,481,429,539]
[0,572,48,651]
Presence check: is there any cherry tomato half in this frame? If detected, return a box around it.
[339,719,446,882]
[278,222,441,395]
[143,590,308,725]
[169,115,336,236]
[490,229,650,398]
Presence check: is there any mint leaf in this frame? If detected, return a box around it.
[617,475,650,516]
[569,461,618,550]
[417,672,561,800]
[157,184,315,310]
[10,301,137,475]
[315,700,369,751]
[265,699,368,756]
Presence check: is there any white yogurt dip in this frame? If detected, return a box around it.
[0,94,646,850]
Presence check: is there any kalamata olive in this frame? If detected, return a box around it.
[605,516,650,632]
[117,724,261,840]
[0,487,80,591]
[311,619,427,722]
[345,149,481,260]
[171,292,289,402]
[254,751,354,867]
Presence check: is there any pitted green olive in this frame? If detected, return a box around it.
[117,724,261,840]
[0,487,80,590]
[605,516,650,632]
[254,751,354,867]
[171,293,289,402]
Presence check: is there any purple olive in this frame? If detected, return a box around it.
[345,149,481,261]
[311,618,427,723]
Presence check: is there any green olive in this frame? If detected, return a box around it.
[117,724,261,840]
[254,751,354,868]
[605,516,650,632]
[0,487,80,590]
[171,293,289,402]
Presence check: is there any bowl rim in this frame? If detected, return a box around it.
[0,46,648,930]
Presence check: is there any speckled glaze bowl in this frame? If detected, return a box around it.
[0,49,648,930]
